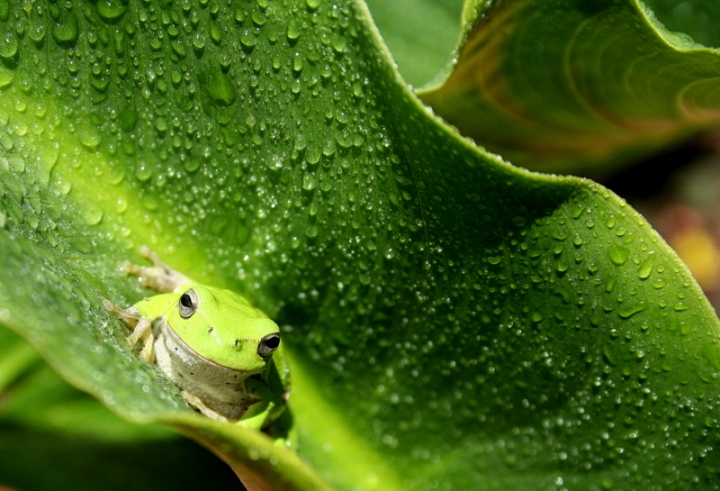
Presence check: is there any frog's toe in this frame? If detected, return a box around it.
[102,299,118,313]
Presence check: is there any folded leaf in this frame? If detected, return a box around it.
[0,1,719,490]
[421,0,720,176]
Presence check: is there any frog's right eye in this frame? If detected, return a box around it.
[178,289,198,319]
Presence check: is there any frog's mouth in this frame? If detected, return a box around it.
[160,323,259,382]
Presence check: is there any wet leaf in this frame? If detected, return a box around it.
[0,1,719,490]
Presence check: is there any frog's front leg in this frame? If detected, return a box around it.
[103,300,156,362]
[124,245,190,293]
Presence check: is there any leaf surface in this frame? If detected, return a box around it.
[421,0,720,176]
[0,1,719,490]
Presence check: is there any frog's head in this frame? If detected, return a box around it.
[166,285,281,375]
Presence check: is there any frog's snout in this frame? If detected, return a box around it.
[258,333,280,358]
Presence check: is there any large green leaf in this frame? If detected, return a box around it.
[420,0,720,176]
[363,0,464,88]
[0,326,240,491]
[1,1,720,490]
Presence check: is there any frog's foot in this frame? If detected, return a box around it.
[124,245,189,293]
[181,391,229,423]
[104,301,156,363]
[103,300,141,326]
[127,317,155,363]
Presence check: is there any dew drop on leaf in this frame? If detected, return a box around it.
[0,32,18,60]
[79,129,101,151]
[652,278,666,289]
[81,207,103,226]
[240,29,256,48]
[607,244,629,265]
[0,66,12,88]
[53,12,79,46]
[618,302,647,319]
[97,1,127,22]
[332,33,346,53]
[287,20,300,41]
[637,253,655,280]
[293,52,303,72]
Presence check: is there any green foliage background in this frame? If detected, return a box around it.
[1,1,720,490]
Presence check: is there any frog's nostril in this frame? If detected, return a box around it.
[258,333,280,357]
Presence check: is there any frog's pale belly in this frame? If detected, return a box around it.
[154,322,260,420]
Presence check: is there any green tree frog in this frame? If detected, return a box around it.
[104,246,291,442]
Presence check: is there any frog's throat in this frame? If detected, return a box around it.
[159,322,259,382]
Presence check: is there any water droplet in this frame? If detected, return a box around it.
[0,66,13,88]
[82,207,104,225]
[0,32,18,60]
[209,19,223,43]
[607,244,629,265]
[240,29,256,48]
[97,1,127,22]
[154,117,168,134]
[605,277,615,293]
[305,224,318,237]
[618,302,647,319]
[0,133,13,150]
[193,34,207,52]
[184,159,200,173]
[652,277,666,289]
[205,69,236,105]
[293,52,303,72]
[287,20,300,41]
[305,0,320,9]
[332,33,346,53]
[80,129,102,150]
[252,11,267,26]
[602,345,615,365]
[302,174,316,190]
[674,302,690,312]
[637,253,655,280]
[136,162,152,181]
[53,12,80,46]
[552,228,568,241]
[109,167,125,185]
[38,143,60,185]
[306,147,320,164]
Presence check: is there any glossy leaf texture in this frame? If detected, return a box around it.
[420,0,720,176]
[363,0,464,88]
[0,1,720,491]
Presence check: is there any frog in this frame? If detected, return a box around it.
[103,246,291,443]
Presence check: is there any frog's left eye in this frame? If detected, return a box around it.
[178,289,198,319]
[258,333,280,357]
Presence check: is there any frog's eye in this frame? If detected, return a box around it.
[258,333,280,357]
[178,289,198,319]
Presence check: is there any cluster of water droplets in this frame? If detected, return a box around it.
[2,0,720,487]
